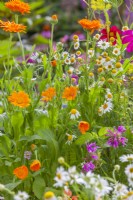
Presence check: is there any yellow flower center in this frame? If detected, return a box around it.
[130,168,133,173]
[71,109,77,114]
[56,173,62,179]
[103,103,108,109]
[107,94,112,99]
[110,32,114,37]
[44,191,55,198]
[68,135,73,141]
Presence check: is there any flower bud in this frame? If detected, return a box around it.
[51,15,58,24]
[114,165,120,171]
[58,157,65,164]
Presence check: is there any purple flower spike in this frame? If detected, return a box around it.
[86,142,99,153]
[82,161,95,172]
[117,125,126,133]
[106,126,128,148]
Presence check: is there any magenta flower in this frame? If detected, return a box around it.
[106,127,127,148]
[122,30,133,52]
[91,154,98,160]
[86,142,99,153]
[100,26,122,45]
[82,161,95,172]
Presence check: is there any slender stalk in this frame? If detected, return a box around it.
[15,14,26,64]
[7,33,13,68]
[116,7,124,26]
[104,10,110,42]
[86,31,89,67]
[50,24,54,58]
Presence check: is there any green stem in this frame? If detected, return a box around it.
[104,10,110,42]
[7,33,13,68]
[86,31,89,67]
[116,7,124,26]
[15,14,26,64]
[50,24,54,58]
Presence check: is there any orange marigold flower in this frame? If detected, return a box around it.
[30,160,41,172]
[78,19,101,32]
[62,86,78,100]
[13,165,28,180]
[8,91,30,108]
[41,87,56,102]
[78,121,90,134]
[51,60,57,67]
[0,20,26,33]
[5,0,30,15]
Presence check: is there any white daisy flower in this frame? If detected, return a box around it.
[95,176,112,197]
[104,62,114,71]
[105,92,113,101]
[74,42,80,50]
[66,133,77,145]
[100,101,113,114]
[70,109,80,119]
[64,58,71,65]
[73,35,79,42]
[128,177,133,187]
[96,58,105,66]
[54,53,60,60]
[54,167,70,187]
[122,26,129,31]
[120,154,133,163]
[125,164,133,178]
[113,182,128,198]
[70,57,76,64]
[14,191,29,200]
[97,40,110,50]
[62,51,69,59]
[113,48,121,56]
[123,191,133,200]
[111,69,117,76]
[88,49,94,58]
[93,34,101,40]
[76,51,81,56]
[115,62,123,71]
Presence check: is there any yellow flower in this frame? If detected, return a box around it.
[91,0,112,10]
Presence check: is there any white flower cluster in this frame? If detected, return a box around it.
[54,166,112,199]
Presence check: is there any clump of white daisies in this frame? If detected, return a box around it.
[53,159,112,199]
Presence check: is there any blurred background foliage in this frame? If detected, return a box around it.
[0,0,133,71]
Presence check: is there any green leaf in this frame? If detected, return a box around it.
[11,112,24,130]
[19,135,42,142]
[32,175,46,199]
[0,135,11,157]
[98,127,108,136]
[5,180,22,190]
[75,133,97,145]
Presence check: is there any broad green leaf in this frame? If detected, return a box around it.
[75,133,97,145]
[98,127,108,136]
[5,180,22,190]
[32,175,46,199]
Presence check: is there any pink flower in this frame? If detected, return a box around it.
[100,26,122,45]
[122,30,133,52]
